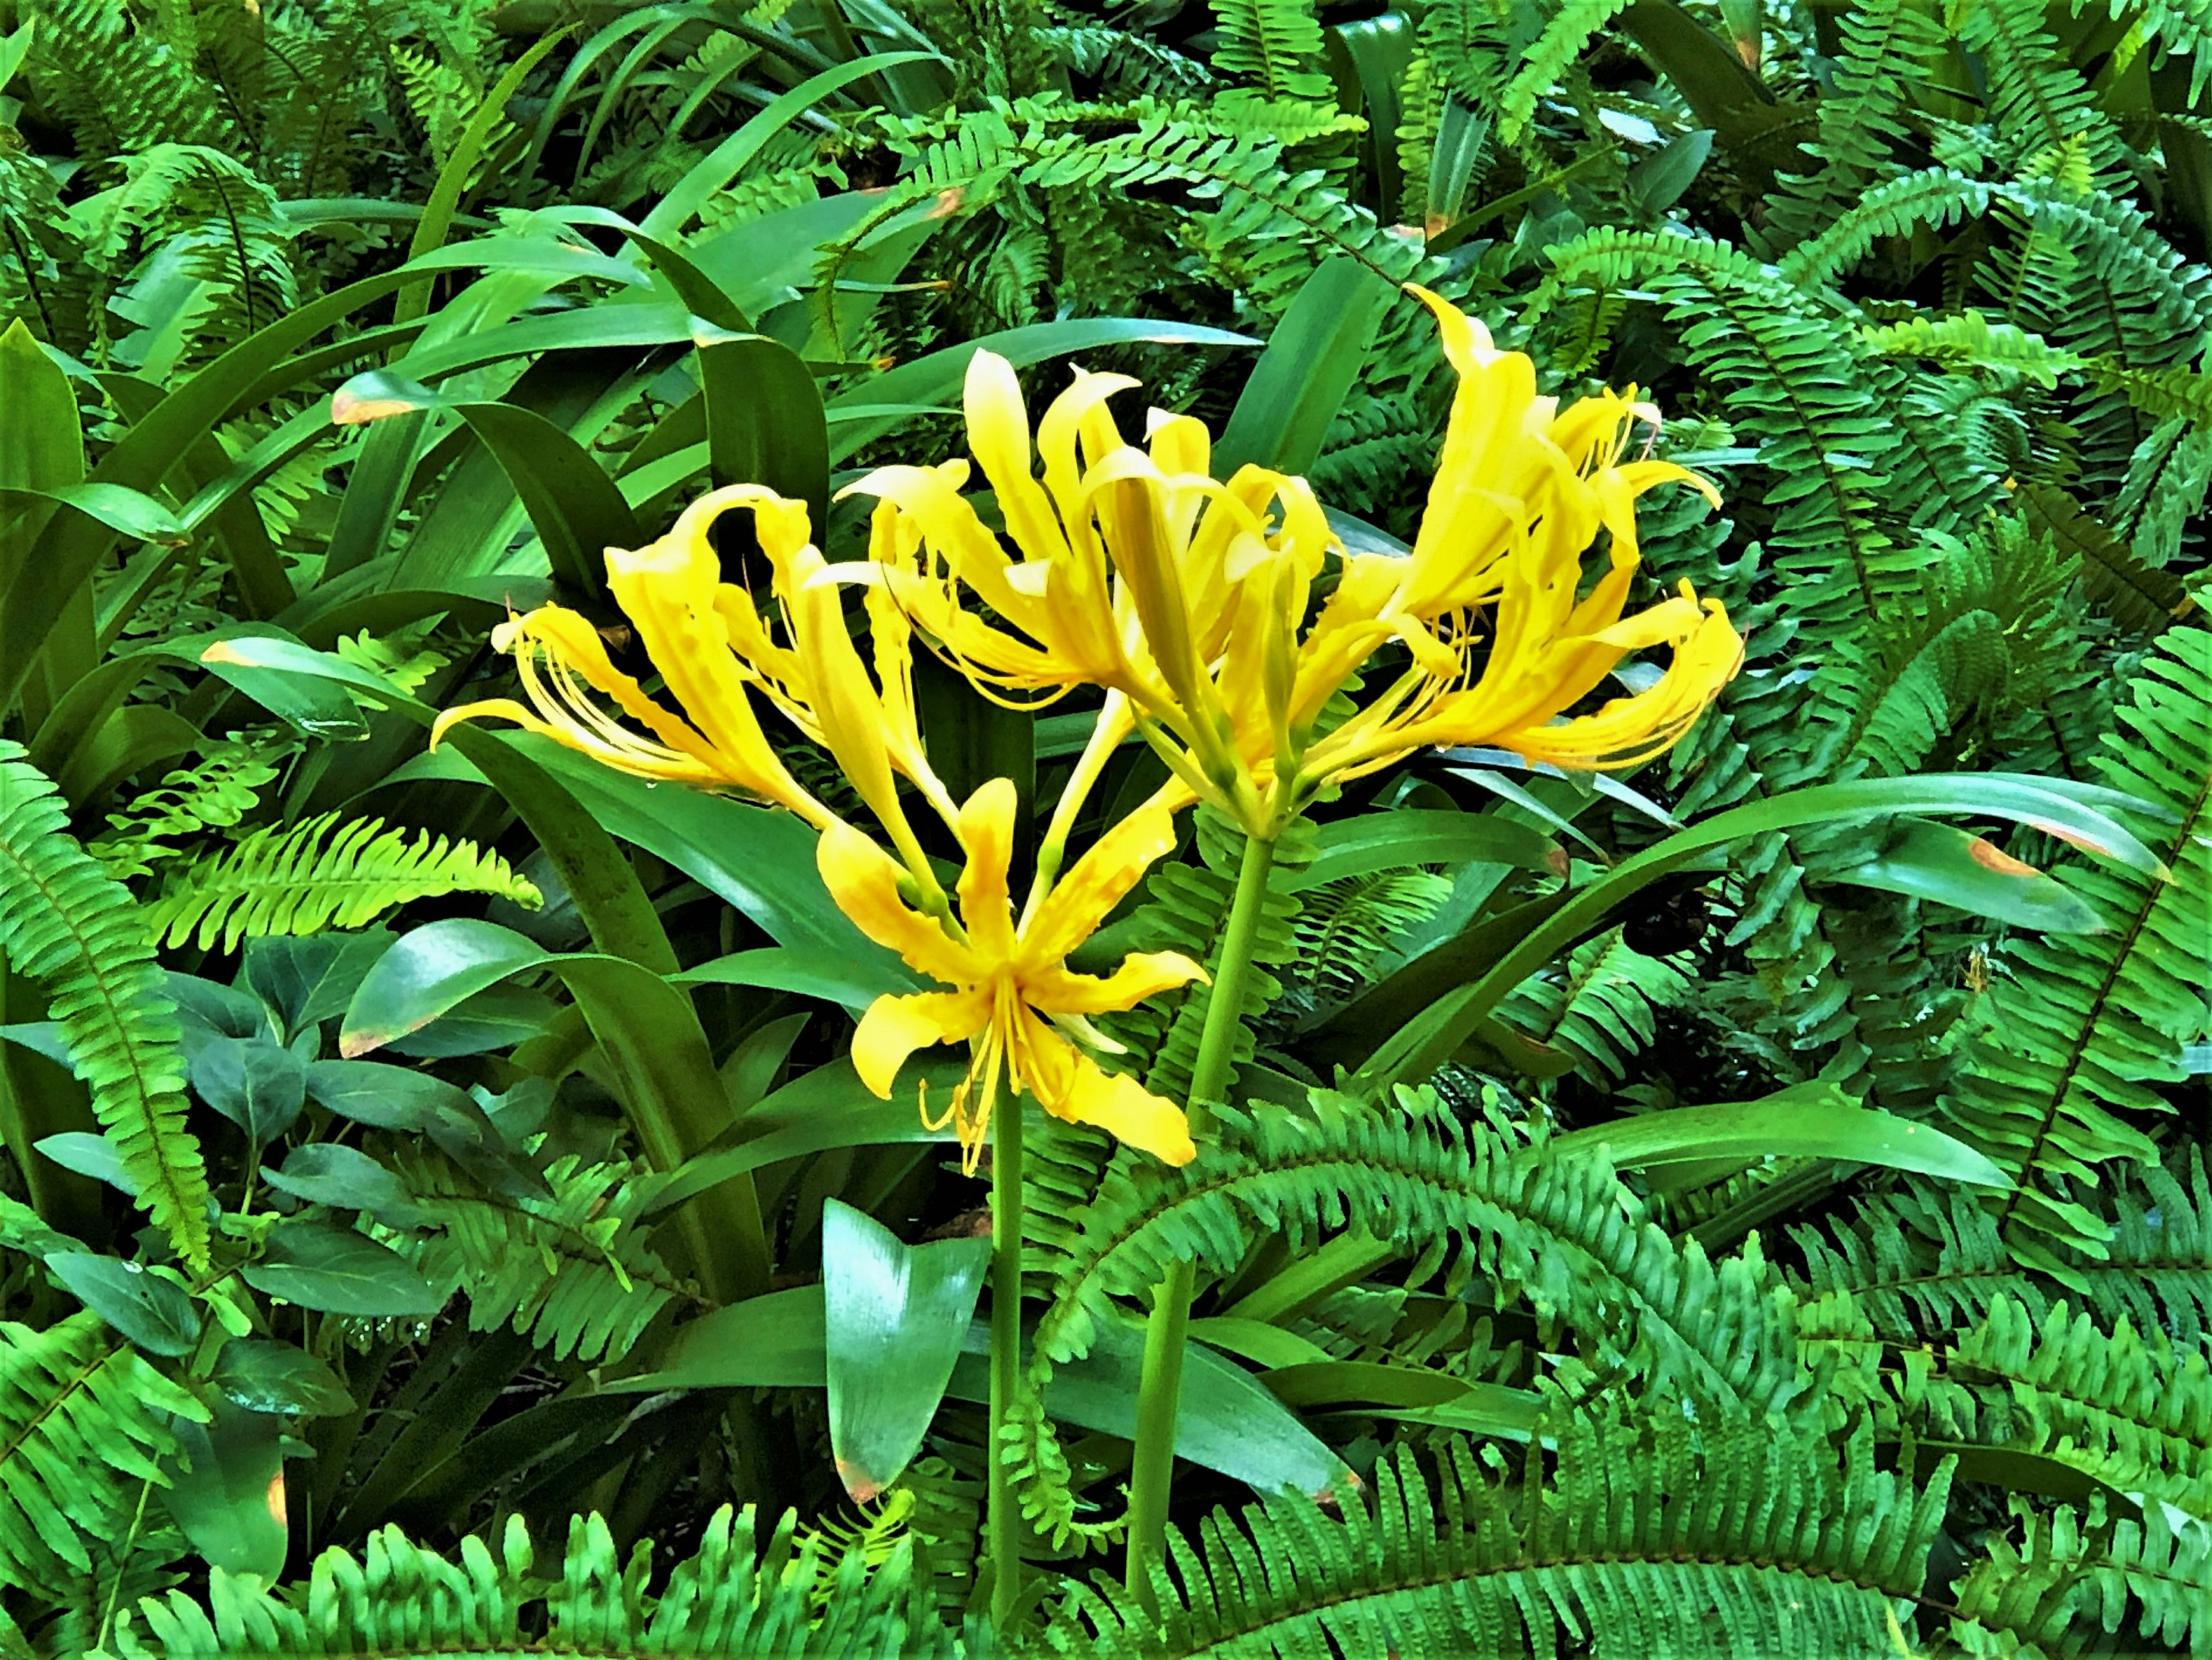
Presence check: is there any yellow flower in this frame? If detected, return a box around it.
[434,485,956,870]
[819,777,1205,1172]
[839,349,1333,831]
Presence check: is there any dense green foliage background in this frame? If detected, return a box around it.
[0,0,2207,1654]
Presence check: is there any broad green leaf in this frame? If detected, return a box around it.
[1354,773,2166,1095]
[1627,128,1714,214]
[697,335,829,542]
[339,919,550,1056]
[1262,1359,1471,1410]
[47,1253,199,1356]
[514,736,907,975]
[821,1199,989,1501]
[1186,1317,1334,1371]
[160,1398,292,1579]
[626,1285,830,1389]
[952,1313,1350,1501]
[385,985,558,1058]
[677,946,907,1011]
[1287,809,1559,891]
[1543,1082,2013,1188]
[32,1130,141,1196]
[240,931,395,1039]
[446,403,645,601]
[1830,817,2104,932]
[188,1037,306,1143]
[0,483,186,546]
[263,1144,435,1228]
[243,1220,442,1317]
[212,1337,354,1417]
[635,1058,961,1219]
[616,1295,1349,1497]
[1214,256,1395,477]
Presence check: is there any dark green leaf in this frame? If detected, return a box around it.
[241,932,395,1038]
[47,1253,199,1356]
[1214,257,1396,478]
[696,335,829,543]
[1287,810,1559,891]
[821,1199,989,1501]
[243,1220,442,1317]
[189,1037,306,1143]
[160,1398,293,1579]
[1543,1082,2013,1188]
[211,1337,354,1417]
[264,1144,435,1227]
[1830,818,2105,933]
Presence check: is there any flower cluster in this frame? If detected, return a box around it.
[435,287,1743,1170]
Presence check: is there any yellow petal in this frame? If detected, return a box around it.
[964,350,1071,566]
[1036,367,1139,522]
[1023,801,1180,967]
[816,819,980,985]
[1028,950,1205,1015]
[851,988,990,1097]
[429,697,718,783]
[955,778,1021,961]
[495,606,743,780]
[603,493,804,797]
[1014,1012,1194,1165]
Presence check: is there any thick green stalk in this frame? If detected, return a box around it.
[988,1082,1024,1631]
[1123,830,1277,1601]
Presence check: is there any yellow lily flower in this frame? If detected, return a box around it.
[839,351,1334,833]
[434,485,958,878]
[820,777,1205,1173]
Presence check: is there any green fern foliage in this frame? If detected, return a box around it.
[145,813,543,952]
[114,1504,961,1657]
[1942,627,2212,1246]
[1497,926,1687,1081]
[0,1311,207,1593]
[392,1148,694,1363]
[0,741,210,1268]
[1050,1421,1950,1658]
[1949,1494,2212,1657]
[89,736,293,881]
[1029,1087,1811,1419]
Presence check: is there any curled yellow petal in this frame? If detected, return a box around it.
[851,988,990,1098]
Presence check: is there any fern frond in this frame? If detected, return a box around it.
[1208,0,1331,104]
[89,735,294,881]
[1792,1151,2212,1349]
[1497,0,1634,142]
[0,1312,207,1593]
[1050,1420,1950,1658]
[1497,925,1687,1081]
[392,1147,695,1363]
[0,742,210,1268]
[1938,1296,2212,1517]
[146,812,542,952]
[116,1504,959,1657]
[1949,1492,2212,1655]
[1943,627,2212,1247]
[1029,1088,1814,1419]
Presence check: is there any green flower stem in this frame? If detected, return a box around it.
[1123,829,1278,1603]
[988,1079,1024,1631]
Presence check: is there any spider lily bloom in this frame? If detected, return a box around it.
[1302,539,1745,784]
[840,356,1334,833]
[434,485,958,881]
[820,778,1204,1173]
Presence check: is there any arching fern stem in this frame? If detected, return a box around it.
[1124,829,1278,1602]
